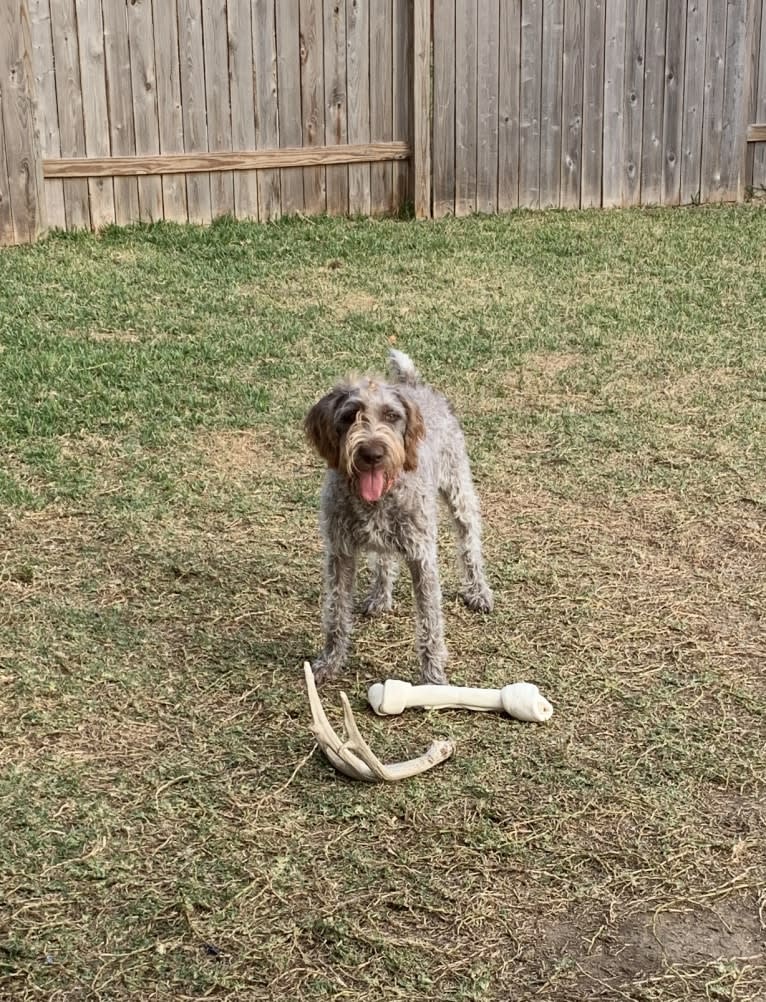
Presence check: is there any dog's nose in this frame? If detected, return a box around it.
[358,443,385,467]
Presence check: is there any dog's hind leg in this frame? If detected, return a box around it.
[361,553,399,616]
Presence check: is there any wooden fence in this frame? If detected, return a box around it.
[431,0,766,215]
[1,0,766,244]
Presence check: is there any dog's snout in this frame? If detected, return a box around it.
[358,442,385,467]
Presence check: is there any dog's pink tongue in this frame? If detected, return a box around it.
[359,469,386,503]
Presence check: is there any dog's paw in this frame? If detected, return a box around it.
[462,584,494,614]
[310,655,340,686]
[360,593,393,617]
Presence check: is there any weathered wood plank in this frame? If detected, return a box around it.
[602,0,626,206]
[29,0,64,229]
[561,0,584,208]
[476,0,500,213]
[101,0,140,224]
[661,0,687,204]
[455,0,478,215]
[700,0,726,202]
[227,0,258,220]
[680,0,708,203]
[75,0,115,228]
[202,1,235,216]
[49,0,90,228]
[177,0,211,222]
[252,0,281,221]
[743,0,763,192]
[276,0,304,215]
[323,0,349,215]
[498,0,521,211]
[641,0,667,204]
[370,0,394,214]
[752,0,766,191]
[414,0,433,217]
[44,144,411,178]
[621,0,646,205]
[519,0,543,208]
[300,0,326,214]
[392,0,412,210]
[540,0,564,207]
[0,98,13,243]
[152,0,187,222]
[127,0,163,221]
[0,0,46,242]
[432,0,455,217]
[347,0,371,216]
[581,0,605,207]
[719,0,748,200]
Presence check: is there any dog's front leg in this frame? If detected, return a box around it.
[408,552,448,685]
[312,549,357,684]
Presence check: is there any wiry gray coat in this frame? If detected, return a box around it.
[305,350,492,684]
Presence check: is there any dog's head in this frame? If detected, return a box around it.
[305,377,425,503]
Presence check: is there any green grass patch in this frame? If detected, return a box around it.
[1,207,764,1000]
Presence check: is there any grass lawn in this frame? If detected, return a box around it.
[1,206,764,1001]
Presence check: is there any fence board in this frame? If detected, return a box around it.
[253,0,281,221]
[661,0,687,204]
[276,0,305,215]
[455,0,478,215]
[300,0,326,214]
[641,0,667,204]
[700,0,726,202]
[540,0,564,207]
[152,0,187,222]
[754,0,766,191]
[561,0,583,208]
[1,0,46,242]
[602,0,626,205]
[519,0,542,207]
[477,0,499,212]
[498,0,521,211]
[29,0,64,229]
[227,0,258,220]
[720,0,748,200]
[680,0,707,203]
[324,0,349,215]
[413,0,431,217]
[433,0,456,216]
[370,0,394,214]
[202,2,235,216]
[127,0,163,221]
[581,0,604,207]
[76,0,114,228]
[346,0,371,215]
[49,0,90,228]
[0,99,12,243]
[393,0,412,208]
[177,0,211,222]
[622,0,646,205]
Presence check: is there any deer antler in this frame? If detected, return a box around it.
[303,663,454,782]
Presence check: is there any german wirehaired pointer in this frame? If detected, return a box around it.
[305,350,493,685]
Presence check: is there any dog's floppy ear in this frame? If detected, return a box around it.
[397,392,425,471]
[305,386,349,468]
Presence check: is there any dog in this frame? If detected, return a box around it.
[305,350,493,685]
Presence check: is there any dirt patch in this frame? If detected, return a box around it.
[540,897,765,991]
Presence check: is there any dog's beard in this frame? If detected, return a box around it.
[342,423,404,502]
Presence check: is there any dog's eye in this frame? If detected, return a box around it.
[382,409,400,424]
[337,406,360,428]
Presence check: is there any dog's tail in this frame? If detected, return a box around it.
[388,349,420,387]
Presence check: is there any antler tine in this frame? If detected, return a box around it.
[303,663,377,782]
[339,692,391,781]
[341,691,455,781]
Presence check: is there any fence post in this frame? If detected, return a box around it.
[413,0,432,218]
[0,0,46,245]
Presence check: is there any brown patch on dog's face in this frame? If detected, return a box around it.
[304,385,351,468]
